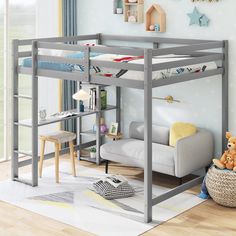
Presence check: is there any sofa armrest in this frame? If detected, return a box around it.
[174,129,214,178]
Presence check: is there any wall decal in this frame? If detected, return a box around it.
[187,7,209,27]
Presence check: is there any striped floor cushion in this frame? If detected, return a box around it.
[93,180,134,200]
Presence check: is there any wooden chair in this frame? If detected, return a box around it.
[39,131,77,183]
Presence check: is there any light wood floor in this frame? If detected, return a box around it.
[0,157,235,236]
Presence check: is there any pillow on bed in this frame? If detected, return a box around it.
[169,122,197,147]
[66,52,102,59]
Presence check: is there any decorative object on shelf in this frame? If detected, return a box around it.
[109,122,119,136]
[38,107,47,121]
[89,88,107,110]
[206,166,236,207]
[124,0,144,24]
[213,132,236,171]
[127,10,138,23]
[100,117,108,134]
[187,7,210,27]
[152,95,181,104]
[149,25,155,31]
[146,4,166,32]
[72,89,90,112]
[154,23,160,32]
[117,8,123,14]
[106,132,123,141]
[90,147,97,159]
[92,117,108,134]
[113,0,123,14]
[101,89,107,110]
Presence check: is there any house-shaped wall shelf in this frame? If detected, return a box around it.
[146,4,166,32]
[113,0,123,14]
[124,0,144,24]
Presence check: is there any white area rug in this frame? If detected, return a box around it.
[0,163,205,236]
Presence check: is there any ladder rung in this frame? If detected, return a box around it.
[14,94,32,100]
[18,159,32,168]
[14,122,32,128]
[14,150,32,157]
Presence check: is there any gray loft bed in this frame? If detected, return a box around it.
[12,33,228,223]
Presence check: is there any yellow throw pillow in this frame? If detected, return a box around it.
[169,122,197,147]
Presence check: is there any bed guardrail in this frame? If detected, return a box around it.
[16,34,225,89]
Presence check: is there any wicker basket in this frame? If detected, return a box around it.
[206,166,236,207]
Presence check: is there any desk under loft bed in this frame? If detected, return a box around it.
[12,34,228,223]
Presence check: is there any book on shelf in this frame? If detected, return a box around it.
[89,88,107,110]
[50,111,79,119]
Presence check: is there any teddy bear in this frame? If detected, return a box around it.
[213,132,236,171]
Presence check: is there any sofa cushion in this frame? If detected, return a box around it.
[129,122,169,145]
[169,122,197,147]
[100,139,175,176]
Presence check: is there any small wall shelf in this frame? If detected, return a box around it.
[124,0,144,24]
[113,0,123,15]
[146,4,166,32]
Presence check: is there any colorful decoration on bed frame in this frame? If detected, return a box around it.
[146,4,166,32]
[124,0,144,23]
[187,7,210,27]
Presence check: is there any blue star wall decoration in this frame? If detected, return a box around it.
[187,7,210,27]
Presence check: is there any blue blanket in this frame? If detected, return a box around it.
[21,52,101,72]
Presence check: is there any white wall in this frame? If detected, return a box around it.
[36,0,60,153]
[78,0,236,156]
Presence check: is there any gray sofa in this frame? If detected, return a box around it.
[100,122,214,178]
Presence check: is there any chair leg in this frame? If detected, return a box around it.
[39,139,46,178]
[105,160,109,174]
[69,141,76,177]
[55,143,60,183]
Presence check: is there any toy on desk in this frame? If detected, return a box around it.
[213,132,236,171]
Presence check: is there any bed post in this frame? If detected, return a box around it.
[222,40,229,152]
[32,40,39,187]
[144,49,153,223]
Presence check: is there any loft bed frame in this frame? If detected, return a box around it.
[12,33,228,223]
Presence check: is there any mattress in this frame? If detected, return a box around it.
[21,52,217,80]
[90,54,217,80]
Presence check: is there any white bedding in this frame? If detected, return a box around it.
[77,54,218,81]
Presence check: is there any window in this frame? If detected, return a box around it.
[0,0,36,161]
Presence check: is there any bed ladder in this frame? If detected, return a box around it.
[12,40,39,187]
